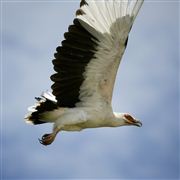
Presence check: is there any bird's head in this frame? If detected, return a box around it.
[113,113,142,127]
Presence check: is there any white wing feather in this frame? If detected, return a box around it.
[76,0,144,108]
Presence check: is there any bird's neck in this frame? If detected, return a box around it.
[107,113,126,127]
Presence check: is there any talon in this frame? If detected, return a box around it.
[39,133,56,146]
[38,138,43,145]
[42,134,50,140]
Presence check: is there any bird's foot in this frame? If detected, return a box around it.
[39,133,56,146]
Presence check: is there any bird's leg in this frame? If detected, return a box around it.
[39,128,60,146]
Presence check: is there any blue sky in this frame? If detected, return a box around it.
[1,0,179,179]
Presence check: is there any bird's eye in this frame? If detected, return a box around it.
[124,114,134,121]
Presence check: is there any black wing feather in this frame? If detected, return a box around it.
[51,19,98,107]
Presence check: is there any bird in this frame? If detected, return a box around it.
[25,0,144,146]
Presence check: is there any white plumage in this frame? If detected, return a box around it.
[25,0,144,145]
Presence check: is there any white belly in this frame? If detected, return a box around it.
[61,118,107,131]
[55,106,114,132]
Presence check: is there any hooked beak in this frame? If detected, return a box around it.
[125,119,142,127]
[133,120,142,127]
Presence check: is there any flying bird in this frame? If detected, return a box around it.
[25,0,144,145]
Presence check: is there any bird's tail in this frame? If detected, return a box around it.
[76,0,144,39]
[24,91,59,125]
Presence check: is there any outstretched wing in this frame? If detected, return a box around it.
[51,18,98,107]
[51,0,144,108]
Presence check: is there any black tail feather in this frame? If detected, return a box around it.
[25,92,58,125]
